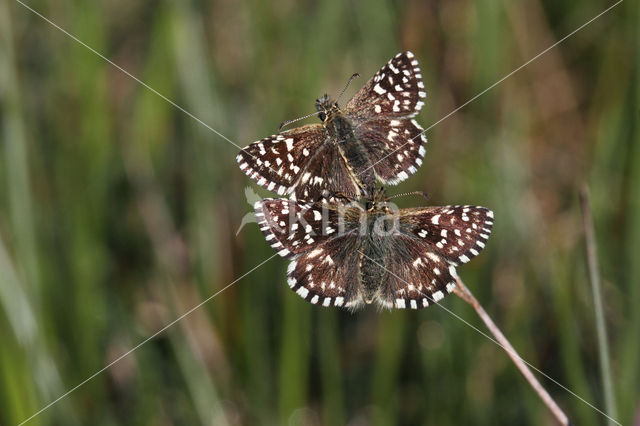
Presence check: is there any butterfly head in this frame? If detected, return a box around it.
[365,187,391,212]
[315,94,339,123]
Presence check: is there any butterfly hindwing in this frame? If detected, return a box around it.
[287,234,364,309]
[288,141,362,201]
[353,118,427,184]
[369,233,459,309]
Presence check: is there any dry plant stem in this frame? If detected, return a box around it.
[453,278,570,426]
[579,187,618,424]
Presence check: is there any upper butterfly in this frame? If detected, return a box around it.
[237,51,427,202]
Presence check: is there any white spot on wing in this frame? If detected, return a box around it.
[308,248,323,258]
[426,253,440,263]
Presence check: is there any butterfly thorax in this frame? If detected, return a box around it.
[315,95,376,197]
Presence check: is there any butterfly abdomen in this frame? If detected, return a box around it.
[358,209,398,305]
[359,240,385,304]
[328,112,376,196]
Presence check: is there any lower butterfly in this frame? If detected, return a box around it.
[254,190,493,310]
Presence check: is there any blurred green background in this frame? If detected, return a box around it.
[1,0,638,424]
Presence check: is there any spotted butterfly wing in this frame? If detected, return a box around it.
[254,198,362,257]
[379,205,494,309]
[353,118,426,184]
[345,51,428,185]
[237,124,363,200]
[255,198,493,310]
[238,124,321,195]
[401,206,494,266]
[255,199,365,308]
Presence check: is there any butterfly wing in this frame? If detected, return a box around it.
[238,124,362,201]
[254,198,362,258]
[344,51,426,120]
[237,124,327,195]
[287,234,364,309]
[401,205,494,266]
[289,139,361,201]
[373,205,494,309]
[343,52,428,185]
[255,198,365,308]
[352,118,427,184]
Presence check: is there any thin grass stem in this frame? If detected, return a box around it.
[453,279,570,425]
[579,186,618,425]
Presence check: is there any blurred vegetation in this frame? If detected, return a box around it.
[1,0,638,425]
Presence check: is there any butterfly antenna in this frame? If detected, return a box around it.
[335,73,360,104]
[278,110,321,132]
[386,191,429,202]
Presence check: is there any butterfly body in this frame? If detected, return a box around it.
[238,52,428,202]
[317,97,377,198]
[359,228,394,304]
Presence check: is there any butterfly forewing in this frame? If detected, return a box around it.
[237,124,326,195]
[345,51,426,120]
[255,199,362,258]
[400,205,494,267]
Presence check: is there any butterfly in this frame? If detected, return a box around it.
[237,52,427,202]
[254,189,493,310]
